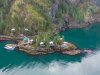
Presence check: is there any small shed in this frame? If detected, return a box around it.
[23,37,29,43]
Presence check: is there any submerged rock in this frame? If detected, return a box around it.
[62,50,81,55]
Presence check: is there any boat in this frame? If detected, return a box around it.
[4,44,17,50]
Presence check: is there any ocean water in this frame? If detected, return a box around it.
[0,23,100,75]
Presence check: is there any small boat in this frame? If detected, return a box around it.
[4,44,17,50]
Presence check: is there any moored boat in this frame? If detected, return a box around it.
[4,44,17,50]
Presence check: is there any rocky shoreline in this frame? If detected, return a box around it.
[18,43,79,56]
[18,44,93,56]
[59,14,100,31]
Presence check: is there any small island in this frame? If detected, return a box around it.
[1,34,93,56]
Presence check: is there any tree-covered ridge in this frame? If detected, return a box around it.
[0,0,100,35]
[56,0,99,23]
[2,0,55,34]
[0,0,11,32]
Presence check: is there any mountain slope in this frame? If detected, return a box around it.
[0,0,100,34]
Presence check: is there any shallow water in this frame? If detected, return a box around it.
[0,23,100,75]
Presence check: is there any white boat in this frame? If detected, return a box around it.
[4,44,17,50]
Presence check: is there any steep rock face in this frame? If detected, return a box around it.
[51,0,59,19]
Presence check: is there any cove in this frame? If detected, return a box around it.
[60,23,100,50]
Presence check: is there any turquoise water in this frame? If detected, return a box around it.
[60,23,100,50]
[0,23,100,75]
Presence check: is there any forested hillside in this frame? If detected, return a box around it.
[0,0,100,35]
